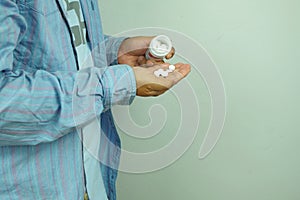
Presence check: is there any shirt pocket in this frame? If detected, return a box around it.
[15,0,77,72]
[18,0,59,16]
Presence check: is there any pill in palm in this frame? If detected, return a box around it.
[154,70,161,77]
[154,65,175,78]
[169,65,175,71]
[157,69,164,73]
[161,71,169,77]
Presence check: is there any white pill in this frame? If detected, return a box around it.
[154,71,161,77]
[169,65,175,71]
[154,68,172,78]
[161,71,169,77]
[157,69,164,73]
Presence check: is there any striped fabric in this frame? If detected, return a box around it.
[0,0,136,199]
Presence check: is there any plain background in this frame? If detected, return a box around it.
[99,0,300,199]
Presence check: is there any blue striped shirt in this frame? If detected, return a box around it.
[0,0,136,199]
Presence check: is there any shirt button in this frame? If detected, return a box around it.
[91,1,95,10]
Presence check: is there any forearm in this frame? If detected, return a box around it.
[0,66,136,146]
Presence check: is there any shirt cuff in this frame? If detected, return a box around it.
[101,64,136,109]
[104,35,128,66]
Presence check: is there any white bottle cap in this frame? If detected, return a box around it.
[146,35,172,59]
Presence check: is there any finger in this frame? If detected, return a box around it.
[141,61,155,68]
[137,56,147,65]
[174,63,191,78]
[157,63,170,69]
[165,47,175,60]
[146,59,155,66]
[148,59,165,65]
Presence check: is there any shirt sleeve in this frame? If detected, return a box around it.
[104,35,128,66]
[0,1,136,146]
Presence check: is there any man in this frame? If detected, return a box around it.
[0,0,190,199]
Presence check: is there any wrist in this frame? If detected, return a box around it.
[101,65,136,108]
[117,37,131,64]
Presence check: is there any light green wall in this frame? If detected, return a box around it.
[99,0,300,199]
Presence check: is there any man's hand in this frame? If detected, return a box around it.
[118,36,175,67]
[133,63,191,96]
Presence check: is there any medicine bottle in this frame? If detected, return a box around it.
[145,35,173,60]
